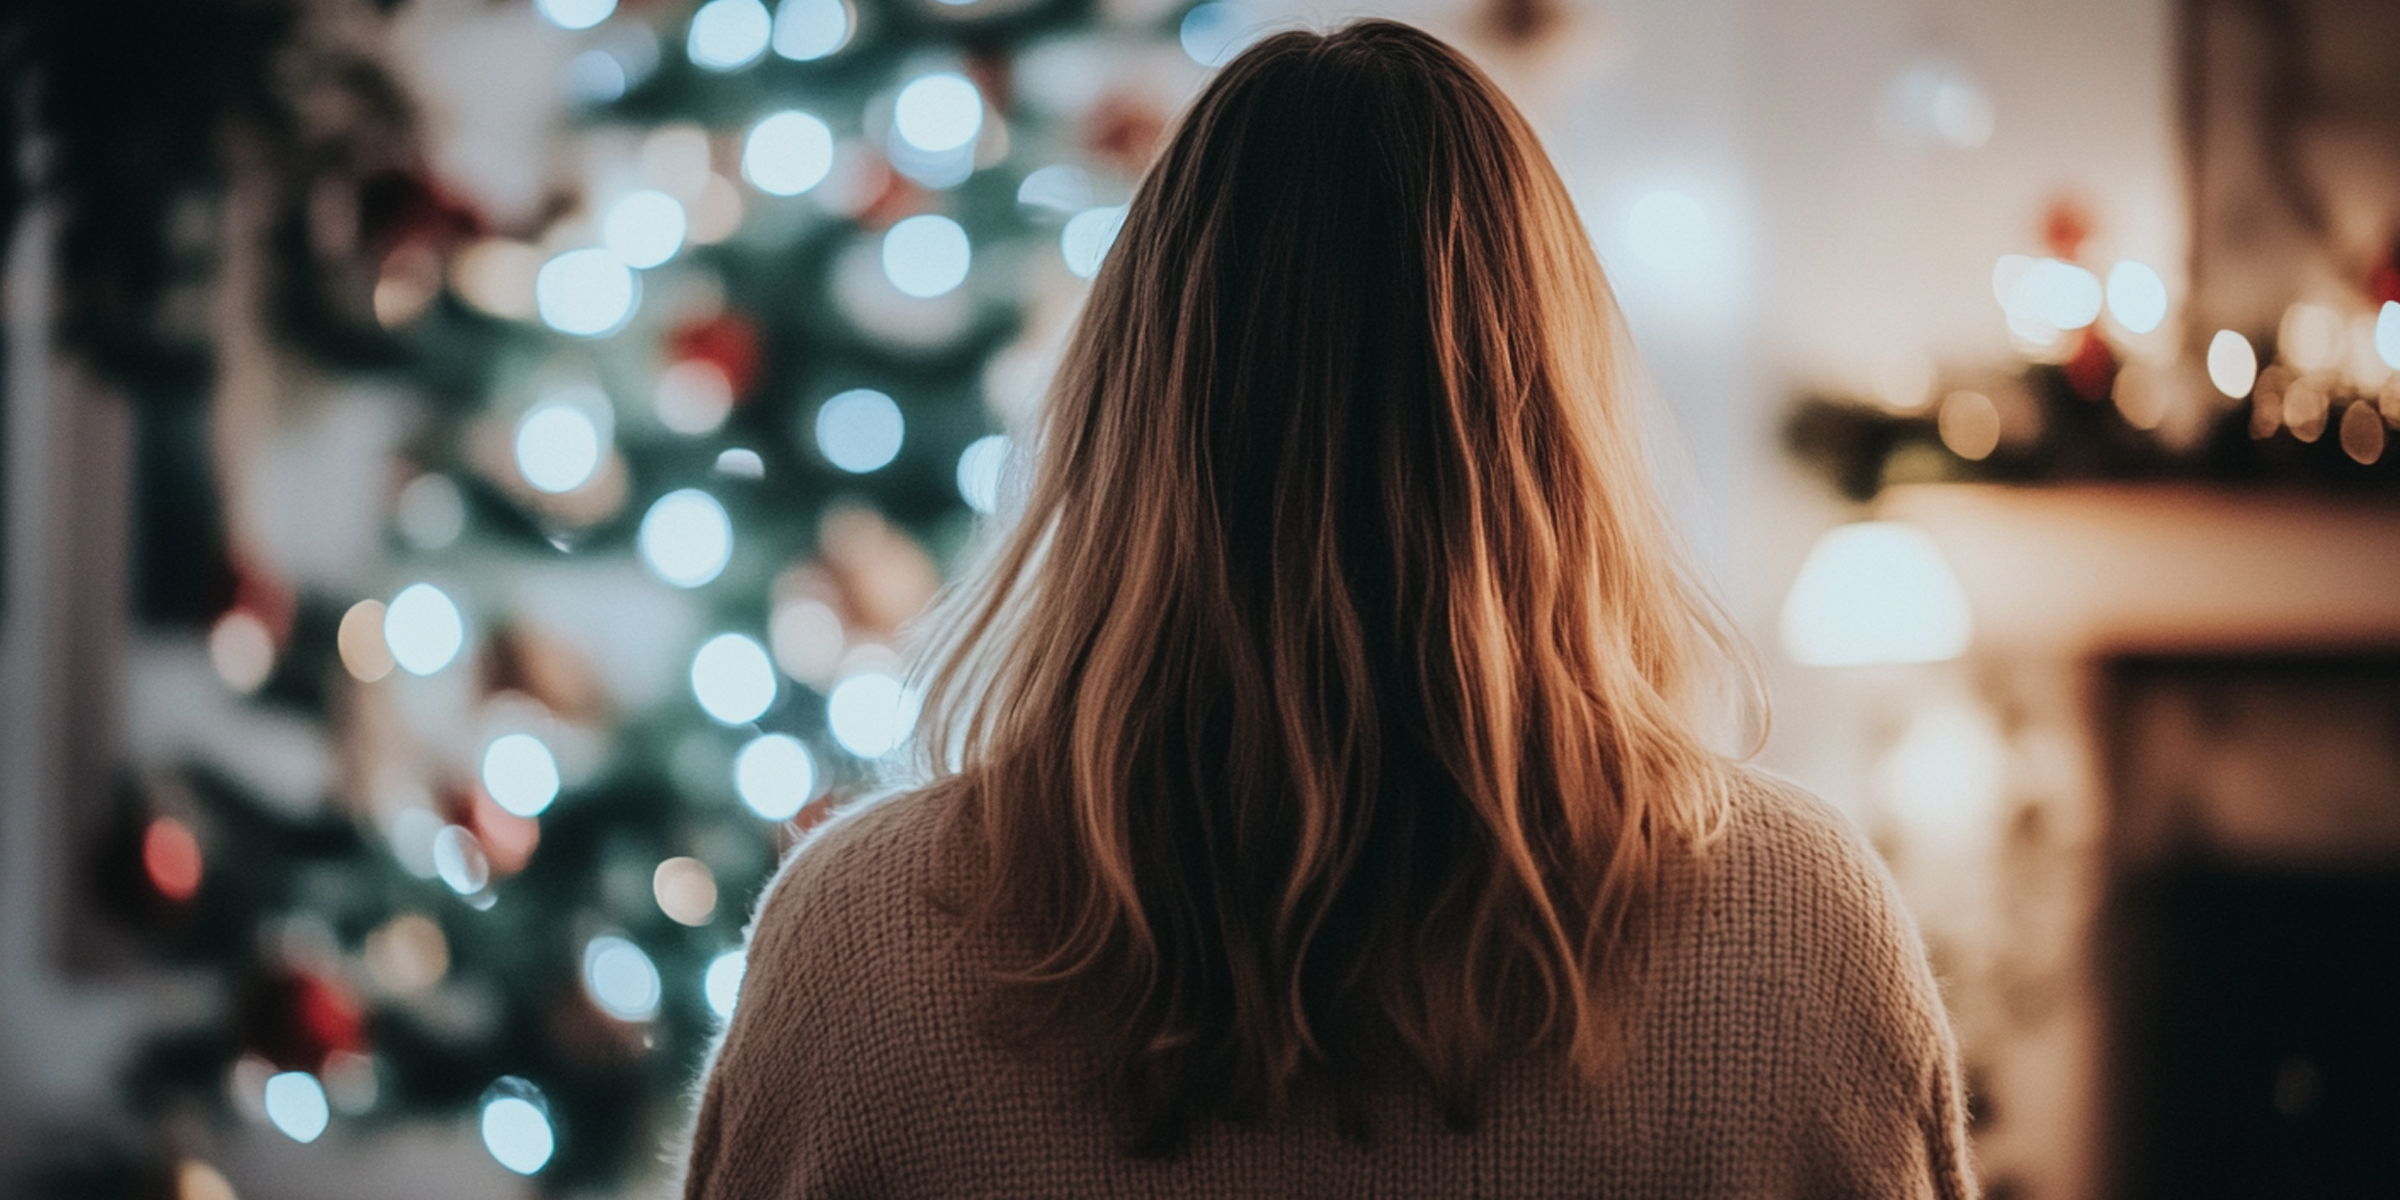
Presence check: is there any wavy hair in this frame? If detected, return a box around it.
[911,19,1753,1154]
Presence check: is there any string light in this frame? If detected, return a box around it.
[2104,261,2168,334]
[826,670,916,757]
[638,489,734,588]
[654,360,735,435]
[1059,206,1127,280]
[2207,329,2258,399]
[383,583,465,676]
[536,249,640,337]
[208,609,275,693]
[692,633,777,724]
[688,0,772,71]
[1180,3,1258,67]
[602,190,688,269]
[893,74,982,154]
[582,935,662,1020]
[880,215,971,298]
[2378,301,2400,370]
[480,1080,556,1175]
[143,816,204,902]
[955,434,1009,513]
[769,598,844,687]
[535,0,616,30]
[772,0,851,60]
[815,388,905,472]
[653,856,720,926]
[263,1072,331,1144]
[431,825,491,896]
[734,732,816,819]
[705,949,748,1020]
[514,404,604,494]
[481,734,562,818]
[743,111,835,197]
[1017,164,1094,214]
[337,600,395,682]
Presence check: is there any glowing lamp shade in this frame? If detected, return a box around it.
[688,0,772,70]
[514,404,603,494]
[602,190,688,269]
[2378,301,2400,371]
[692,633,777,724]
[583,935,662,1020]
[705,948,748,1020]
[1779,522,1972,667]
[1180,3,1257,67]
[481,734,561,818]
[2105,261,2168,334]
[734,733,817,819]
[535,0,615,30]
[827,671,917,758]
[815,388,905,472]
[772,0,851,60]
[893,74,983,154]
[263,1071,330,1144]
[2207,329,2258,399]
[479,1080,556,1176]
[535,249,639,337]
[880,216,971,299]
[383,583,465,676]
[955,434,1009,514]
[638,489,734,588]
[1060,205,1127,280]
[743,111,834,197]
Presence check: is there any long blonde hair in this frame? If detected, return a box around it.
[912,19,1750,1154]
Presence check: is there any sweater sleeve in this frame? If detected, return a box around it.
[1759,779,1977,1200]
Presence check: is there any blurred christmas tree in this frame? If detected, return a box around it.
[20,0,1231,1192]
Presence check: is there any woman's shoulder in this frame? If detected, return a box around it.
[745,785,962,945]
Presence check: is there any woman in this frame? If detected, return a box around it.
[685,21,1972,1198]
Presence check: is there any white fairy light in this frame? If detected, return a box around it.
[893,73,983,154]
[263,1072,330,1144]
[688,0,772,71]
[1059,205,1127,280]
[880,215,971,298]
[480,733,561,818]
[772,0,851,60]
[743,111,835,197]
[535,249,639,337]
[383,583,464,676]
[691,633,777,724]
[602,190,688,269]
[638,489,734,588]
[582,935,663,1020]
[733,733,816,820]
[514,404,603,494]
[815,388,904,472]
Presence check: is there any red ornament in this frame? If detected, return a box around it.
[667,312,765,398]
[2062,328,2118,402]
[239,969,368,1073]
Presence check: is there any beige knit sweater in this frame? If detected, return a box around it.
[682,771,1975,1198]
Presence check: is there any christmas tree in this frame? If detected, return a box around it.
[25,0,1236,1191]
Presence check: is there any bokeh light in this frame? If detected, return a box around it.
[480,1081,556,1176]
[894,73,982,154]
[2105,261,2168,334]
[363,913,449,994]
[2278,303,2344,373]
[715,447,764,478]
[432,825,491,895]
[602,190,688,269]
[582,935,662,1020]
[396,474,467,550]
[452,239,543,320]
[208,609,275,693]
[1017,164,1093,214]
[514,404,604,494]
[955,434,1008,513]
[2207,329,2258,399]
[734,732,817,819]
[826,670,916,758]
[2379,301,2400,371]
[653,856,720,926]
[1060,205,1127,280]
[535,0,616,30]
[769,598,844,686]
[1937,390,2001,461]
[743,111,834,196]
[638,489,734,588]
[692,633,776,724]
[688,0,772,71]
[705,948,747,1020]
[263,1072,330,1144]
[337,599,395,682]
[654,360,735,434]
[536,249,640,337]
[1779,522,1972,667]
[1180,3,1258,67]
[815,388,904,472]
[481,733,562,818]
[880,215,971,299]
[772,0,851,60]
[143,816,204,903]
[384,583,465,676]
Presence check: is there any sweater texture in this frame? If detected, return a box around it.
[682,771,1976,1198]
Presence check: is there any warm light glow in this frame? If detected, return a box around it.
[654,360,735,434]
[536,0,616,30]
[384,583,465,676]
[432,825,490,895]
[514,404,604,494]
[363,913,448,994]
[688,0,772,70]
[396,473,467,550]
[2105,261,2168,334]
[769,598,844,686]
[481,734,561,818]
[176,1160,238,1200]
[2379,301,2400,370]
[894,73,983,154]
[453,240,543,320]
[689,176,745,243]
[955,434,1009,513]
[2340,400,2385,465]
[734,732,817,819]
[1876,702,2006,843]
[692,633,777,724]
[1868,345,1935,413]
[653,856,720,926]
[2278,303,2344,373]
[535,249,639,337]
[1060,205,1127,280]
[743,111,834,197]
[263,1072,330,1144]
[1779,522,1972,667]
[480,1082,555,1176]
[1180,2,1257,67]
[705,948,747,1019]
[337,599,395,682]
[602,190,688,269]
[880,215,971,299]
[639,125,714,199]
[1937,390,2000,461]
[583,935,662,1020]
[815,388,905,472]
[772,0,851,60]
[2207,329,2258,399]
[638,489,734,588]
[143,816,204,902]
[208,610,275,693]
[827,670,916,757]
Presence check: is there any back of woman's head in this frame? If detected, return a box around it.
[915,19,1748,1154]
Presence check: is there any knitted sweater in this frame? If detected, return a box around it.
[682,771,1975,1198]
